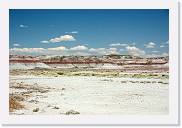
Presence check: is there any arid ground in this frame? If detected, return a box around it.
[9,68,168,115]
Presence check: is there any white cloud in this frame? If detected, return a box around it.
[146,42,155,48]
[162,53,168,56]
[126,46,145,57]
[72,52,91,56]
[10,48,45,53]
[132,43,136,45]
[146,53,169,58]
[70,31,78,34]
[10,47,68,56]
[109,48,117,51]
[50,37,60,43]
[66,31,78,34]
[108,48,119,54]
[13,44,21,47]
[89,48,105,52]
[126,46,139,51]
[89,48,107,54]
[48,46,68,51]
[70,45,88,51]
[41,40,49,44]
[109,43,128,47]
[152,50,159,53]
[20,25,28,28]
[109,43,120,46]
[89,47,119,55]
[160,45,165,48]
[10,45,88,55]
[9,46,168,58]
[121,44,128,47]
[161,40,169,45]
[50,35,76,43]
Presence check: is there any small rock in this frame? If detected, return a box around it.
[65,110,80,115]
[52,106,59,109]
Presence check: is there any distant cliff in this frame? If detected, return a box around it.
[9,54,169,70]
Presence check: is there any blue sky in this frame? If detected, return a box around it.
[9,9,169,57]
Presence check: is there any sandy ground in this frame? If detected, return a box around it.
[9,74,168,115]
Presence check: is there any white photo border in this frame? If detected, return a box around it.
[0,0,179,125]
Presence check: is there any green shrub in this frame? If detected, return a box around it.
[92,74,96,76]
[57,72,64,75]
[33,108,39,112]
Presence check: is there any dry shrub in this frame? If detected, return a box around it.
[9,94,24,112]
[9,82,26,89]
[65,110,80,115]
[10,94,24,101]
[33,108,39,112]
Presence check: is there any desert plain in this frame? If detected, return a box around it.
[9,68,168,115]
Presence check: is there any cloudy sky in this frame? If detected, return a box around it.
[9,9,169,58]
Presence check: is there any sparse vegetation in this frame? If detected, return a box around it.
[92,73,96,76]
[65,110,80,115]
[9,65,169,115]
[9,94,24,112]
[57,72,64,75]
[10,69,169,80]
[33,108,39,112]
[52,106,59,109]
[61,88,66,90]
[10,94,24,101]
[9,82,52,113]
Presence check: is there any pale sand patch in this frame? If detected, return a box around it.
[9,75,168,115]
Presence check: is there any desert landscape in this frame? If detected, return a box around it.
[9,9,169,115]
[9,54,169,115]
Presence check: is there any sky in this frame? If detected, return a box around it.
[9,9,169,58]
